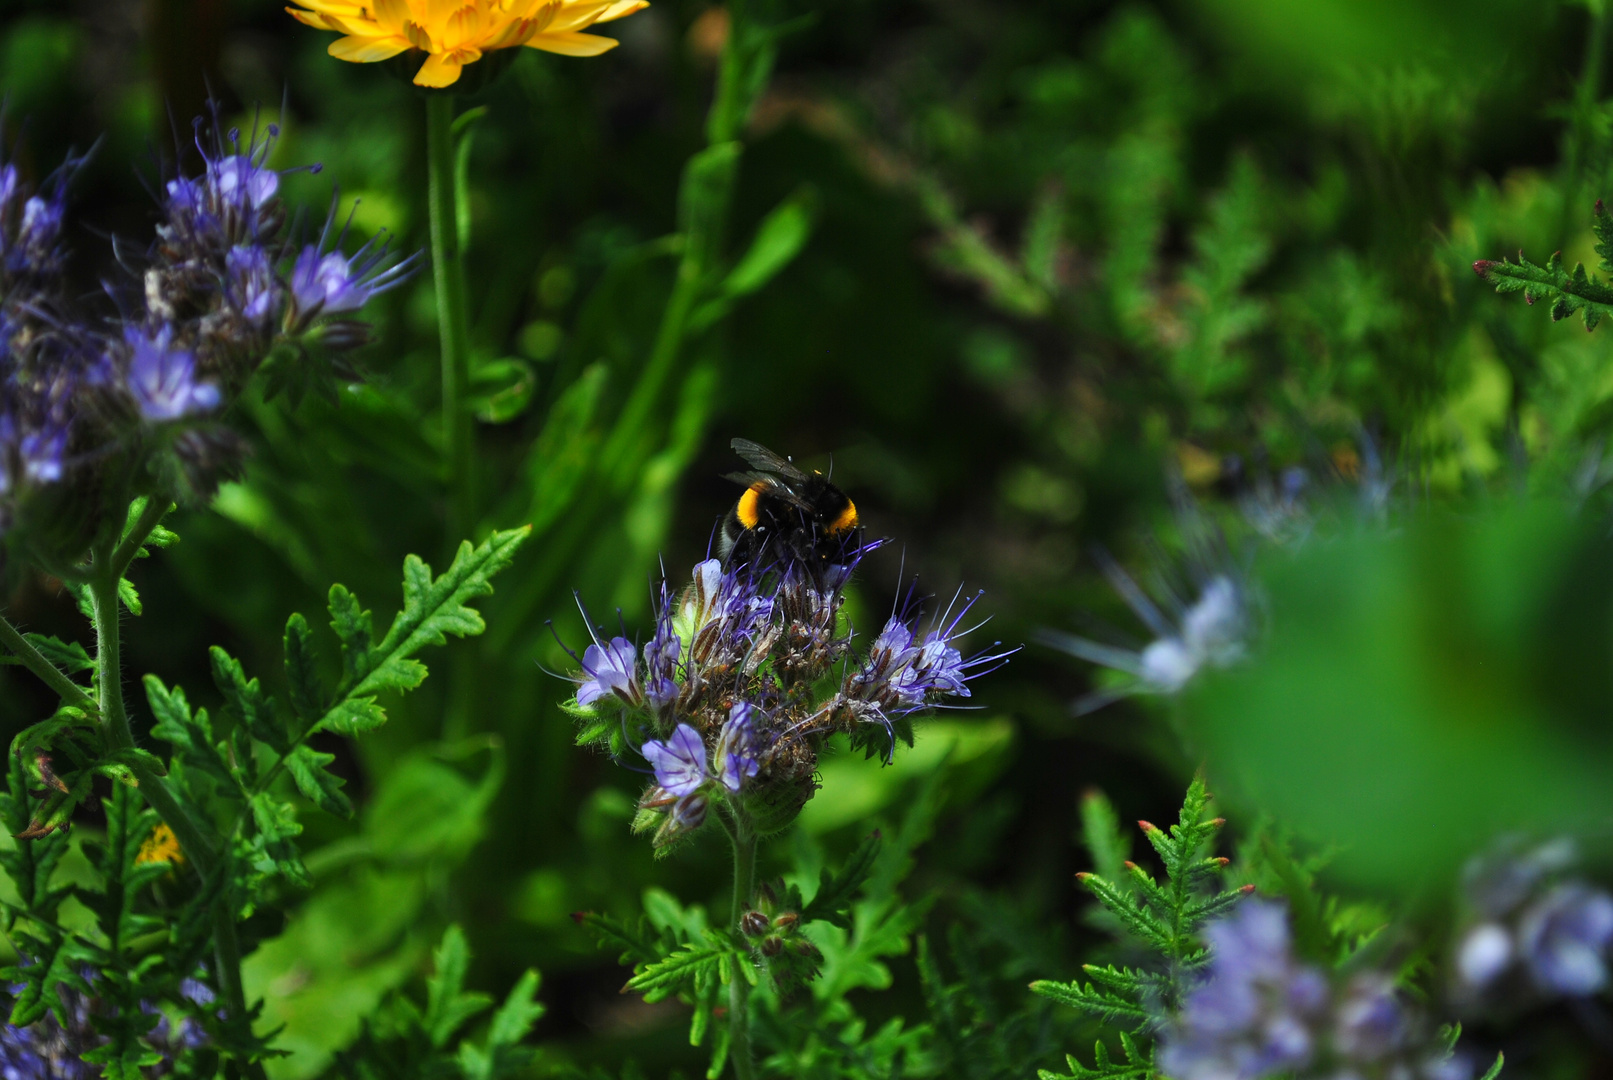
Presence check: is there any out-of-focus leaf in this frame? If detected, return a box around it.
[1188,503,1613,893]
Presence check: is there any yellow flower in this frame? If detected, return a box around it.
[136,822,185,867]
[286,0,649,88]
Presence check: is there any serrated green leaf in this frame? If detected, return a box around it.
[487,969,543,1049]
[145,676,234,786]
[247,792,307,888]
[117,576,142,617]
[282,744,351,817]
[623,939,731,1002]
[328,585,374,688]
[210,646,287,754]
[283,612,324,726]
[321,695,388,736]
[312,529,529,740]
[803,831,881,928]
[426,925,492,1048]
[1028,978,1149,1026]
[0,634,96,676]
[575,911,660,966]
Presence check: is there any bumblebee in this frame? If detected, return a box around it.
[719,438,861,570]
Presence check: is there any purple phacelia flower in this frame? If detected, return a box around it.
[1157,900,1328,1080]
[576,635,640,708]
[289,246,371,316]
[1517,882,1613,995]
[644,581,681,709]
[123,326,221,422]
[715,703,761,793]
[206,152,279,212]
[680,558,776,671]
[850,589,1012,716]
[1454,838,1613,1002]
[18,429,67,485]
[225,245,279,324]
[642,723,707,797]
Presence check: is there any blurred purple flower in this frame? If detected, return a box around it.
[226,245,279,324]
[123,326,220,422]
[1157,900,1327,1080]
[1518,882,1613,995]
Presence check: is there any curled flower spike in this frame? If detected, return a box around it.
[286,0,650,89]
[841,586,1016,756]
[642,723,706,797]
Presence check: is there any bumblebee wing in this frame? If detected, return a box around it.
[723,471,813,510]
[731,438,809,482]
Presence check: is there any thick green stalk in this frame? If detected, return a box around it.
[427,91,479,742]
[728,815,758,1080]
[427,91,476,551]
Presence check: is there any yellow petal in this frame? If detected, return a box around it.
[526,29,618,55]
[546,0,613,30]
[290,0,370,14]
[373,0,411,31]
[328,33,413,61]
[596,0,648,23]
[414,47,481,85]
[287,7,344,30]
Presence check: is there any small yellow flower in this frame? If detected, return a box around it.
[287,0,649,88]
[136,823,184,867]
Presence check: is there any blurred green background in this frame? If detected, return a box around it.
[4,0,1613,1073]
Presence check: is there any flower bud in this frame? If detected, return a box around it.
[741,911,770,938]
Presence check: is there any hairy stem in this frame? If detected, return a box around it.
[427,91,476,555]
[728,815,758,1080]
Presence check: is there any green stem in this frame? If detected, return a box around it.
[427,91,479,742]
[85,529,264,1080]
[427,91,476,551]
[0,615,97,713]
[728,814,757,1080]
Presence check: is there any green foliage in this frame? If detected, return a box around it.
[148,527,527,889]
[1032,780,1244,1075]
[1476,199,1613,331]
[333,924,544,1080]
[1036,1032,1153,1080]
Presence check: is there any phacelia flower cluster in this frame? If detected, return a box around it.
[567,542,1014,848]
[1453,838,1613,1004]
[1160,901,1471,1080]
[0,976,212,1080]
[0,113,408,561]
